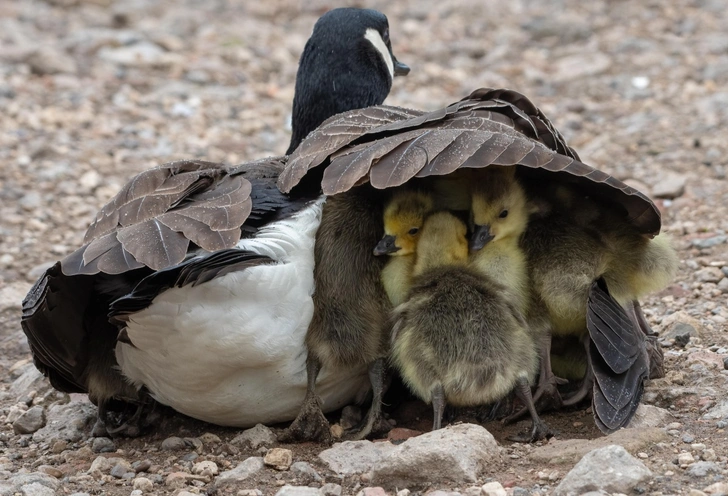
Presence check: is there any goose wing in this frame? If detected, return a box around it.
[587,279,649,433]
[279,88,660,236]
[21,156,299,396]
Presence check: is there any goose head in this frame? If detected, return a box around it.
[375,190,433,256]
[469,167,531,252]
[287,8,409,154]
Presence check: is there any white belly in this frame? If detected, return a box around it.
[116,199,370,427]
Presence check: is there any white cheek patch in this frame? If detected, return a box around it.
[364,27,394,80]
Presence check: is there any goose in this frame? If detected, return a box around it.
[21,7,409,435]
[387,211,549,442]
[277,87,666,433]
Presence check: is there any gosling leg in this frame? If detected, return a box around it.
[344,358,390,440]
[505,335,567,423]
[431,383,446,431]
[507,376,552,443]
[91,402,111,438]
[562,336,595,406]
[280,356,332,443]
[106,388,153,438]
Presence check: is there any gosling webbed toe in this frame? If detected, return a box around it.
[280,395,333,444]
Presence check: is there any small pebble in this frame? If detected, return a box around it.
[161,436,186,451]
[679,452,696,465]
[91,437,115,453]
[683,433,696,443]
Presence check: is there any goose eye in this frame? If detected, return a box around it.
[383,28,390,43]
[499,210,509,219]
[408,227,419,235]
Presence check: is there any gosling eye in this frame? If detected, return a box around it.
[408,227,419,235]
[499,210,509,219]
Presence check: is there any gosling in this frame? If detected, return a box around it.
[389,211,550,442]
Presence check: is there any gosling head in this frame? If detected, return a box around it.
[375,190,434,256]
[415,212,469,273]
[469,166,530,252]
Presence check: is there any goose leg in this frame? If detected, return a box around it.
[281,357,332,443]
[507,376,552,443]
[344,358,390,440]
[431,383,446,431]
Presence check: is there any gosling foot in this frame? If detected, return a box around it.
[280,396,332,444]
[506,376,553,443]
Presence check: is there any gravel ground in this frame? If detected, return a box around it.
[1,0,728,495]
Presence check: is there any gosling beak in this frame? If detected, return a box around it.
[374,235,399,256]
[393,57,410,77]
[469,224,494,252]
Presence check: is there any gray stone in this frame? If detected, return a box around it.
[696,267,725,283]
[717,278,728,294]
[371,423,501,488]
[553,445,652,496]
[9,363,47,399]
[26,47,78,75]
[97,42,182,68]
[8,473,60,493]
[319,483,342,496]
[688,461,721,477]
[33,398,96,443]
[132,460,152,473]
[702,399,728,420]
[319,440,396,476]
[627,404,674,428]
[92,437,116,453]
[290,461,322,483]
[529,428,668,465]
[13,406,45,434]
[652,175,686,199]
[18,482,55,496]
[213,457,264,490]
[161,436,186,450]
[660,312,703,340]
[132,477,153,491]
[110,463,128,479]
[274,487,321,496]
[231,423,277,449]
[692,235,727,249]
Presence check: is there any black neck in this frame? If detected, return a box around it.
[286,37,393,155]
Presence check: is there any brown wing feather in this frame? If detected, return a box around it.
[281,87,661,236]
[62,159,263,275]
[277,106,423,192]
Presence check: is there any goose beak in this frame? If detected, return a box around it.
[374,235,399,256]
[393,57,410,77]
[469,224,494,252]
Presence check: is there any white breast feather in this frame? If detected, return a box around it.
[116,198,370,426]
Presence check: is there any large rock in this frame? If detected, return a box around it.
[0,473,61,496]
[553,445,652,495]
[702,399,728,420]
[32,397,96,443]
[529,428,667,465]
[213,457,264,492]
[370,423,501,488]
[627,404,674,428]
[319,440,396,476]
[9,362,48,399]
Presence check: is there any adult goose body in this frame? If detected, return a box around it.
[21,7,409,431]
